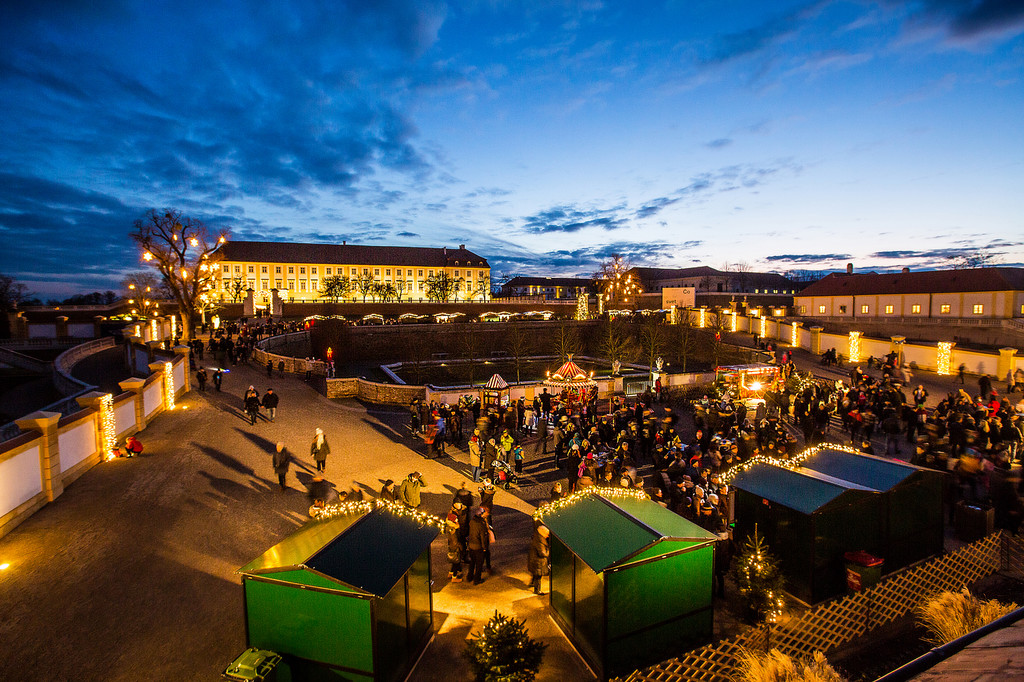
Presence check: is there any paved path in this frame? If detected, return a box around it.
[0,360,593,681]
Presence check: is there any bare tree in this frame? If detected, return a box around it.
[599,319,636,369]
[226,276,248,303]
[550,321,582,363]
[460,323,482,385]
[637,318,665,379]
[130,209,226,341]
[948,253,999,269]
[354,273,376,302]
[674,313,699,372]
[505,319,533,384]
[595,254,642,309]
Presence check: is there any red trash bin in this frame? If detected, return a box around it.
[844,550,883,592]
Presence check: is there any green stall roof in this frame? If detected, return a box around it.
[731,463,876,515]
[801,447,937,491]
[542,492,717,573]
[239,507,439,597]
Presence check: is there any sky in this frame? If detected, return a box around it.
[1,0,1023,298]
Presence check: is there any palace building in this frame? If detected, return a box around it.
[212,241,490,302]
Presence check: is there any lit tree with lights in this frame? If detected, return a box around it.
[734,527,785,630]
[130,209,226,342]
[595,254,642,310]
[122,271,161,318]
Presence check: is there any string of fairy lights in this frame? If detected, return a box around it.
[720,441,866,484]
[533,486,649,521]
[99,394,117,461]
[310,498,446,529]
[163,361,175,410]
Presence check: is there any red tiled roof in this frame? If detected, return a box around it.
[216,241,488,268]
[797,268,1024,297]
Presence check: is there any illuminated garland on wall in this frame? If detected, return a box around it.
[760,316,768,338]
[310,498,446,529]
[731,311,738,333]
[721,442,865,484]
[791,322,799,347]
[100,393,117,461]
[937,342,953,376]
[163,361,175,410]
[576,295,589,321]
[698,307,707,328]
[848,331,861,363]
[150,318,158,340]
[170,315,177,339]
[533,486,649,520]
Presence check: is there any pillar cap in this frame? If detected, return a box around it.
[118,377,147,392]
[148,362,168,374]
[15,411,62,430]
[75,391,109,408]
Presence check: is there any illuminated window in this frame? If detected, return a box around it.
[839,305,847,314]
[261,280,268,290]
[275,280,282,289]
[973,304,984,315]
[799,306,806,314]
[885,304,894,314]
[818,305,826,314]
[940,304,951,314]
[911,304,921,314]
[287,280,294,289]
[861,305,869,314]
[311,280,318,290]
[247,279,255,289]
[300,281,306,292]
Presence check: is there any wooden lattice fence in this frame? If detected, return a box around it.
[618,532,1009,682]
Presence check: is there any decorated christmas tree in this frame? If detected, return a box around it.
[465,611,547,682]
[734,527,785,625]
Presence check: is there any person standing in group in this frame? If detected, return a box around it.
[244,386,261,425]
[311,427,330,472]
[213,368,223,391]
[399,472,427,508]
[466,506,490,585]
[266,359,273,377]
[468,430,483,482]
[262,388,279,422]
[196,367,207,392]
[445,508,464,583]
[527,523,551,594]
[273,442,291,490]
[380,479,397,503]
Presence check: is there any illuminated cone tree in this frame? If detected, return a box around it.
[734,527,785,626]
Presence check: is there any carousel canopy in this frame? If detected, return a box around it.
[544,357,596,390]
[485,373,509,390]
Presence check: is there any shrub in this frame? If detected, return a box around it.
[465,611,547,682]
[917,588,1018,646]
[735,649,847,682]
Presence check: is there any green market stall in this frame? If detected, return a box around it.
[799,447,945,574]
[238,502,439,682]
[731,462,882,604]
[538,489,718,680]
[730,446,945,604]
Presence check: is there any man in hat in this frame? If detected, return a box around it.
[399,472,427,508]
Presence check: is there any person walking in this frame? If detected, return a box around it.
[398,472,426,508]
[466,506,490,585]
[536,414,549,455]
[273,442,291,490]
[266,359,273,377]
[244,386,261,425]
[213,368,223,391]
[196,367,207,392]
[445,508,464,582]
[468,430,483,482]
[261,388,279,422]
[311,427,330,472]
[527,523,551,594]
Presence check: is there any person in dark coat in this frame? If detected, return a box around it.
[445,510,464,582]
[196,367,207,391]
[380,479,397,503]
[213,368,223,391]
[466,507,491,584]
[272,442,291,490]
[244,386,261,425]
[261,388,279,421]
[311,427,330,472]
[527,523,551,594]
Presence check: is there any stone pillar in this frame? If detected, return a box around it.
[93,315,106,338]
[810,326,824,356]
[56,316,69,338]
[15,411,64,501]
[244,288,255,317]
[173,346,191,393]
[890,336,906,368]
[76,391,110,457]
[998,347,1018,384]
[146,339,162,364]
[12,311,28,339]
[119,377,147,432]
[270,289,283,317]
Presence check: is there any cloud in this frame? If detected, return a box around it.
[905,0,1024,43]
[396,231,419,238]
[521,204,630,234]
[703,2,826,64]
[764,253,853,263]
[705,138,733,149]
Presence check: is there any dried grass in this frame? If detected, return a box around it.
[734,649,847,682]
[916,587,1018,646]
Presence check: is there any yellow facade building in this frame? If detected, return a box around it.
[213,241,490,302]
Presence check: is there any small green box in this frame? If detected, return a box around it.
[224,648,281,682]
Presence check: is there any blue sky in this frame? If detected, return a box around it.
[2,0,1022,297]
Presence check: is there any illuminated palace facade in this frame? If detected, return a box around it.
[212,241,490,302]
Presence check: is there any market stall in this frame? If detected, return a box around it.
[538,489,717,680]
[237,502,439,681]
[714,363,781,407]
[483,373,510,408]
[544,356,597,411]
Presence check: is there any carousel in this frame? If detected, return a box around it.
[714,363,781,408]
[544,356,597,412]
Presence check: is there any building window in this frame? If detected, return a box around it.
[818,305,826,314]
[275,266,282,274]
[838,305,847,314]
[247,279,255,289]
[288,266,294,274]
[299,267,306,274]
[234,265,242,273]
[261,266,268,273]
[455,270,461,277]
[374,268,380,276]
[911,304,921,314]
[385,269,391,276]
[773,289,778,294]
[311,280,318,291]
[261,280,268,290]
[275,280,282,289]
[428,270,434,277]
[885,304,894,314]
[287,280,295,290]
[248,266,254,273]
[363,268,369,275]
[300,281,306,292]
[861,305,869,314]
[311,267,317,274]
[755,289,760,294]
[799,305,806,314]
[418,269,424,277]
[973,304,984,315]
[940,304,951,314]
